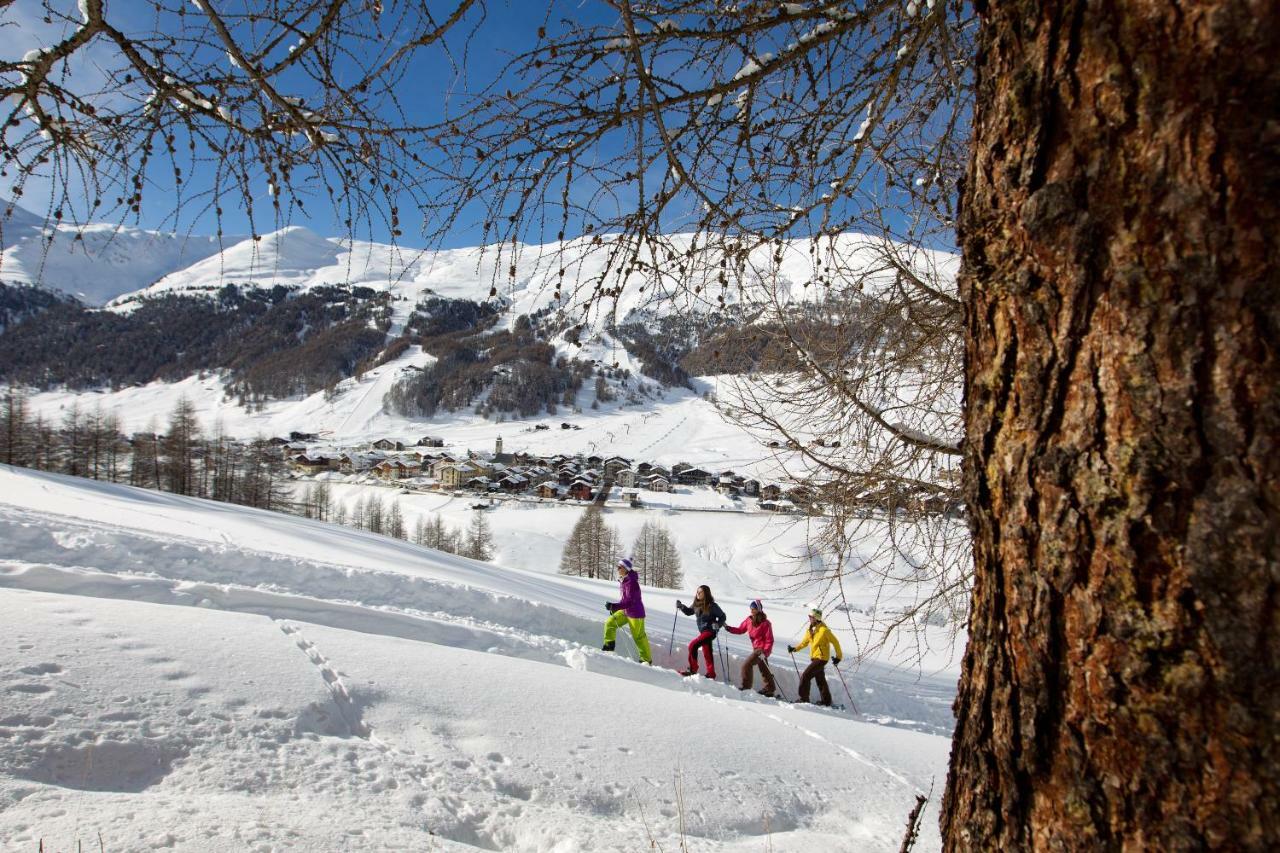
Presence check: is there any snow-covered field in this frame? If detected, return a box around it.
[0,465,955,851]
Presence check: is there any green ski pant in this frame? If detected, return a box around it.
[603,610,652,663]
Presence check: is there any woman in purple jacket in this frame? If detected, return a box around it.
[602,558,653,664]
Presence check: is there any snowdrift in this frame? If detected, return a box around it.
[0,466,952,851]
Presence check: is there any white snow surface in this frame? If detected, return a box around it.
[0,210,232,306]
[0,465,954,851]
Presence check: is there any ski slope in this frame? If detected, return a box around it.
[0,466,954,851]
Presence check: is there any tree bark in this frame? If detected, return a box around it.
[943,1,1279,850]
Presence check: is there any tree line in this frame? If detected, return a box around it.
[559,507,682,589]
[1,387,499,564]
[1,390,291,510]
[0,285,391,403]
[298,480,495,563]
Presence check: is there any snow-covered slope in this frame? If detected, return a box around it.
[0,208,231,306]
[123,227,958,325]
[0,465,953,851]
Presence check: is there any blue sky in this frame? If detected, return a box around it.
[0,1,573,248]
[1,2,961,254]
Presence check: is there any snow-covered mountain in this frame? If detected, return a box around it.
[0,202,958,454]
[0,204,232,306]
[0,464,953,851]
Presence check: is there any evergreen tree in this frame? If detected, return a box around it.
[631,520,682,589]
[60,403,85,478]
[462,510,494,561]
[366,495,385,534]
[0,387,29,467]
[313,481,332,522]
[559,507,618,579]
[101,410,124,483]
[387,500,406,540]
[161,397,201,495]
[130,422,161,490]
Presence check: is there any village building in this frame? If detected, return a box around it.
[535,482,565,499]
[288,454,329,476]
[603,456,631,477]
[567,479,595,501]
[677,466,713,486]
[373,458,420,480]
[439,462,482,489]
[644,474,671,492]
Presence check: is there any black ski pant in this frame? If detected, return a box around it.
[798,658,832,705]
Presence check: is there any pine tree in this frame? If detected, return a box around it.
[0,387,30,467]
[366,496,385,534]
[559,507,618,579]
[313,481,332,522]
[130,422,161,490]
[162,397,201,495]
[631,520,682,589]
[60,403,85,478]
[387,500,406,540]
[462,510,494,561]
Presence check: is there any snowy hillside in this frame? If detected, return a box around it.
[116,224,957,327]
[0,465,953,851]
[0,207,231,306]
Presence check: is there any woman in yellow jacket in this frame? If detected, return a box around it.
[787,608,842,706]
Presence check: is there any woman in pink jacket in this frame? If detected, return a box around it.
[724,599,776,696]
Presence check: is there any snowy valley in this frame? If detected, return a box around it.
[1,210,962,851]
[0,466,954,851]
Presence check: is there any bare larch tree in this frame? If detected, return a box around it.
[942,1,1279,848]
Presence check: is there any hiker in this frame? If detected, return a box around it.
[675,585,726,678]
[787,608,843,706]
[725,598,776,696]
[603,557,653,664]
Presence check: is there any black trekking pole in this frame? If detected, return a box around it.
[832,660,859,714]
[788,649,803,703]
[667,606,679,657]
[717,637,730,686]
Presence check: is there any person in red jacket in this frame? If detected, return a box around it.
[724,599,776,696]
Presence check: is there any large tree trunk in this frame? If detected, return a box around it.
[943,2,1279,849]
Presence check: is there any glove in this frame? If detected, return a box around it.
[787,645,796,654]
[676,600,684,609]
[605,602,617,613]
[833,657,842,666]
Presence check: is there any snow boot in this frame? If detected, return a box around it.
[679,668,697,677]
[602,641,616,652]
[757,689,775,698]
